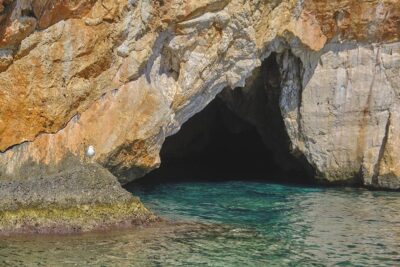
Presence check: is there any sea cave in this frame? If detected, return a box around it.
[131,54,314,186]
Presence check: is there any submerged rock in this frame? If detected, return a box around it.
[0,0,399,233]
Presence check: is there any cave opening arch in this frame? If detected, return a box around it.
[128,53,315,186]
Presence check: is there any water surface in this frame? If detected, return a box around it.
[1,181,399,266]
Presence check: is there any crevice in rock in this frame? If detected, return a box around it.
[371,111,391,186]
[20,8,36,19]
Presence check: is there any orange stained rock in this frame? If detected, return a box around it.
[0,0,399,159]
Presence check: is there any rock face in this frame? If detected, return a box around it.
[0,0,399,233]
[0,158,155,235]
[280,43,400,188]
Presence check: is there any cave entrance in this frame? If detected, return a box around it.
[132,53,314,185]
[142,97,279,182]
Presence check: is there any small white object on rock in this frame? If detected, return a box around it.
[86,145,95,157]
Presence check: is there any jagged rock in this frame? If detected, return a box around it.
[281,43,400,187]
[0,0,399,234]
[0,156,156,236]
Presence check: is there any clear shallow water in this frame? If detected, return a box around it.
[1,181,400,266]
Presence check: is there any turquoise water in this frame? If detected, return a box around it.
[1,181,400,266]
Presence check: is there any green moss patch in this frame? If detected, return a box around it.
[0,198,157,236]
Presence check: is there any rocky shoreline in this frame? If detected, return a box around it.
[0,159,157,236]
[0,0,399,234]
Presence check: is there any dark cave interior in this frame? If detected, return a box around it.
[130,54,314,186]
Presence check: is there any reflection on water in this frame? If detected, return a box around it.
[1,181,400,266]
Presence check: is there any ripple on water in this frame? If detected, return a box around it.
[1,181,400,266]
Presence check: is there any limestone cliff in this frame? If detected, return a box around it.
[0,0,399,234]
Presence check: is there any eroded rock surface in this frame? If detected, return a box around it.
[0,157,156,235]
[0,0,399,234]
